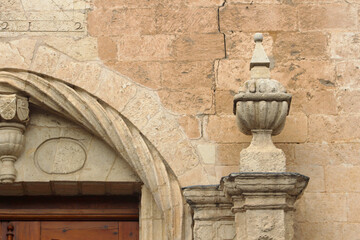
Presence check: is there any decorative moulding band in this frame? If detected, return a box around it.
[233,93,292,114]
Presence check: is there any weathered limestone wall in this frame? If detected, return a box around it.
[0,0,359,239]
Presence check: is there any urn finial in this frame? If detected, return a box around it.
[233,33,292,172]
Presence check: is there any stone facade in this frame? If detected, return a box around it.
[0,0,359,239]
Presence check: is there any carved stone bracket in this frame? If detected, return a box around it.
[0,93,29,183]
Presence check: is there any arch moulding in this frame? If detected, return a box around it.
[0,44,209,240]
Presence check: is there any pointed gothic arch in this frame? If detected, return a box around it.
[0,69,188,240]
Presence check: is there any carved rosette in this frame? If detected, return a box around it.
[0,94,29,183]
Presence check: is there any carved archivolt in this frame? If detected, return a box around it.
[0,70,184,240]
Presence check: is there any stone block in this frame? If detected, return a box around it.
[109,61,162,89]
[0,41,31,69]
[330,33,360,59]
[75,63,103,94]
[93,0,160,8]
[185,0,224,7]
[273,113,308,143]
[155,7,218,34]
[217,143,248,166]
[348,194,360,222]
[53,55,83,86]
[95,69,137,112]
[325,165,360,192]
[197,144,216,165]
[220,4,297,32]
[295,90,337,115]
[88,8,156,36]
[294,223,343,240]
[335,61,360,89]
[216,59,249,91]
[227,0,284,3]
[295,143,360,166]
[30,46,61,75]
[158,88,214,115]
[225,32,273,60]
[337,90,360,114]
[161,61,214,89]
[44,37,98,61]
[276,143,295,166]
[273,32,328,63]
[215,90,235,114]
[178,164,210,187]
[172,34,225,61]
[298,3,357,31]
[117,35,175,61]
[205,115,252,143]
[304,193,347,222]
[179,115,201,139]
[343,224,360,240]
[309,114,360,142]
[97,37,117,61]
[272,60,336,92]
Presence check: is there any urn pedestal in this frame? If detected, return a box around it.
[221,173,308,240]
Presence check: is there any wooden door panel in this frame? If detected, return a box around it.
[119,222,139,240]
[1,222,40,240]
[14,221,40,240]
[40,221,119,240]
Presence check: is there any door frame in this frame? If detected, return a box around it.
[0,195,140,221]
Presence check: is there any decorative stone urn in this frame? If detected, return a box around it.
[184,33,309,240]
[233,33,292,172]
[0,93,29,183]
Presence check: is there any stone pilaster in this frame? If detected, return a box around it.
[221,173,308,240]
[0,93,29,183]
[183,186,236,240]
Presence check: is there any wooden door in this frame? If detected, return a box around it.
[0,221,138,240]
[0,195,139,240]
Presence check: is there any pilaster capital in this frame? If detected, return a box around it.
[220,172,309,213]
[0,94,29,124]
[183,185,233,221]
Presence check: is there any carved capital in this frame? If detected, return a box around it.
[0,94,29,183]
[220,173,309,210]
[0,94,29,123]
[183,185,233,221]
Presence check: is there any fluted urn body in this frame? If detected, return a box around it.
[0,123,25,182]
[234,78,291,136]
[234,33,292,172]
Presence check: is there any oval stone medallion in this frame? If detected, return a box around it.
[35,138,86,174]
